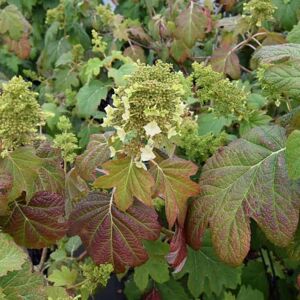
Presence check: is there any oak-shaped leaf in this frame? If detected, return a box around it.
[0,262,46,299]
[134,240,170,291]
[0,232,28,277]
[75,133,111,181]
[1,191,67,248]
[150,158,200,228]
[186,125,300,266]
[0,147,43,201]
[176,231,241,298]
[68,191,161,273]
[93,157,154,211]
[175,2,207,48]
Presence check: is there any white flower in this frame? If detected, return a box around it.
[140,144,156,161]
[109,146,116,157]
[167,127,177,139]
[143,121,161,137]
[115,126,126,142]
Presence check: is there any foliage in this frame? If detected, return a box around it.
[0,0,300,299]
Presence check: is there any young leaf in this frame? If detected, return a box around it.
[237,286,264,300]
[186,125,299,266]
[75,133,111,181]
[286,130,300,179]
[176,232,241,298]
[93,157,154,211]
[175,2,207,48]
[0,147,43,201]
[48,266,78,288]
[0,262,46,299]
[134,240,170,291]
[68,191,161,273]
[2,192,67,248]
[287,22,300,44]
[0,232,27,277]
[150,158,200,228]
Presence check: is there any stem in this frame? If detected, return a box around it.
[161,227,174,238]
[38,248,48,272]
[76,250,87,261]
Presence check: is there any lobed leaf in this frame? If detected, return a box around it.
[1,191,67,248]
[93,157,154,211]
[186,125,300,266]
[68,191,161,273]
[150,158,200,228]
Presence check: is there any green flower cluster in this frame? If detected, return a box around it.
[91,29,107,55]
[96,4,115,28]
[53,116,79,165]
[46,1,64,27]
[103,61,187,162]
[179,118,228,164]
[80,261,113,293]
[242,0,277,28]
[191,63,249,120]
[0,76,44,156]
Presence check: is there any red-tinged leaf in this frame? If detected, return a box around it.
[5,34,31,59]
[75,134,111,181]
[186,126,300,266]
[150,158,200,228]
[1,191,67,248]
[128,26,152,43]
[124,45,146,63]
[93,157,154,211]
[175,2,207,48]
[210,47,241,79]
[166,226,187,273]
[0,172,12,215]
[170,39,190,63]
[0,147,43,201]
[65,168,89,216]
[219,0,236,11]
[144,289,161,300]
[68,191,161,273]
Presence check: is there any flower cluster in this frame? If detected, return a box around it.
[191,63,250,120]
[242,0,277,28]
[91,29,107,55]
[179,118,228,164]
[0,76,44,156]
[103,61,187,162]
[96,4,115,28]
[53,116,79,164]
[80,261,113,293]
[46,1,64,27]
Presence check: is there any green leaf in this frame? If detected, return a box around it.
[286,130,300,179]
[0,5,30,39]
[237,286,264,300]
[150,158,200,227]
[54,68,79,91]
[263,60,300,98]
[0,232,27,277]
[241,260,269,298]
[108,63,138,86]
[186,126,299,266]
[68,191,161,273]
[175,2,207,48]
[287,22,300,44]
[65,236,82,255]
[0,147,43,201]
[272,0,300,30]
[46,286,71,300]
[93,157,154,211]
[251,44,300,68]
[157,278,189,300]
[83,57,102,83]
[2,192,67,248]
[42,103,67,131]
[0,262,46,299]
[76,80,108,118]
[239,113,272,135]
[177,232,241,298]
[287,223,300,260]
[197,112,233,135]
[48,266,78,288]
[75,133,111,181]
[134,240,170,291]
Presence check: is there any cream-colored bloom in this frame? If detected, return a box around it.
[143,121,161,137]
[115,126,126,142]
[167,127,177,139]
[109,146,116,157]
[140,144,156,161]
